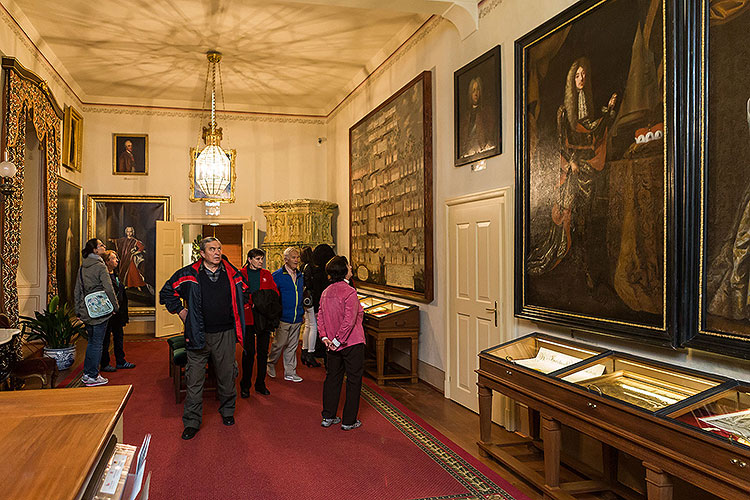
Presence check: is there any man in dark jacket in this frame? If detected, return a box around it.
[159,237,248,440]
[239,248,280,398]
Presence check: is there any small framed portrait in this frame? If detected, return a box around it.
[454,46,502,167]
[113,134,148,175]
[188,147,236,202]
[62,105,83,172]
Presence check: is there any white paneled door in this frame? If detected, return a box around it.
[155,221,183,338]
[446,189,511,420]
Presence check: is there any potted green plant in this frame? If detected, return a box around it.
[19,295,87,370]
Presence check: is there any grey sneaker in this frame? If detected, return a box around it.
[341,420,361,431]
[321,417,341,427]
[267,364,276,378]
[82,374,108,387]
[284,374,303,382]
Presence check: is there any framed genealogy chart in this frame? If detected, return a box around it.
[349,71,433,302]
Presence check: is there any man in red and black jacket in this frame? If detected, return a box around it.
[159,237,248,440]
[239,248,281,398]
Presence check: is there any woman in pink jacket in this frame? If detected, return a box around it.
[317,255,365,430]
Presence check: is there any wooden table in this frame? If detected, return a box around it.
[0,384,133,500]
[476,354,750,500]
[362,301,420,385]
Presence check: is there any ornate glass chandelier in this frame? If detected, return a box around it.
[195,51,231,216]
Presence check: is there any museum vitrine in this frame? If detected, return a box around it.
[482,332,607,378]
[667,384,750,450]
[357,294,387,309]
[554,353,731,413]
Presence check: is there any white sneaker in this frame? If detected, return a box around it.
[284,374,303,382]
[82,374,108,387]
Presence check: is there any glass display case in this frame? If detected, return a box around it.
[556,353,730,413]
[482,333,606,379]
[666,384,750,449]
[358,294,387,309]
[364,301,411,318]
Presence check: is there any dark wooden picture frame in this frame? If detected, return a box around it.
[349,71,433,302]
[514,0,677,344]
[113,134,148,175]
[55,177,82,308]
[683,0,750,358]
[87,195,170,316]
[454,45,502,167]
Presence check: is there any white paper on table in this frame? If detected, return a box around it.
[561,364,607,383]
[127,460,145,500]
[141,472,151,500]
[128,434,151,500]
[699,408,750,442]
[515,347,587,374]
[99,453,128,495]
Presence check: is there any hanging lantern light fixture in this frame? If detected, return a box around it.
[195,51,231,216]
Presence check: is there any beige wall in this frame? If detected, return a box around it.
[80,109,327,226]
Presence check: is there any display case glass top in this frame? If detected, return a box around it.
[667,385,750,450]
[358,294,388,309]
[483,333,605,377]
[557,354,728,413]
[364,301,411,318]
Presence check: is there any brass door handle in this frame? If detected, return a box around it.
[485,301,498,327]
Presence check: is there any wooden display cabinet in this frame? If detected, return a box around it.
[477,333,747,500]
[359,294,420,384]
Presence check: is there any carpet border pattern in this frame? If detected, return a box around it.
[361,383,519,500]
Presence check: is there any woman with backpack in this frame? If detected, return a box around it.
[74,238,119,387]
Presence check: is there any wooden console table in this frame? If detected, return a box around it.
[0,385,133,500]
[476,335,750,500]
[359,294,420,384]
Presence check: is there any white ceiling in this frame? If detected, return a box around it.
[4,0,474,115]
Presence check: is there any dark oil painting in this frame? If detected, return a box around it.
[701,0,750,346]
[87,195,170,315]
[455,46,502,167]
[517,0,667,333]
[55,178,82,308]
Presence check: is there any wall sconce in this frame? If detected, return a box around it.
[0,150,16,316]
[0,151,16,197]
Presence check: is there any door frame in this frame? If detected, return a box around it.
[444,187,514,400]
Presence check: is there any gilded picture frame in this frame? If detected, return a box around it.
[87,194,170,316]
[514,0,677,344]
[112,134,148,175]
[684,0,750,358]
[454,45,502,167]
[62,105,83,172]
[188,147,237,202]
[349,71,433,302]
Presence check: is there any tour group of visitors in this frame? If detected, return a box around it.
[74,236,366,440]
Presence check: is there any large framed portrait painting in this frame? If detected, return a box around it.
[56,178,82,308]
[87,195,170,315]
[515,0,676,343]
[687,0,750,357]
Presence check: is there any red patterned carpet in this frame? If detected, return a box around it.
[68,340,529,500]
